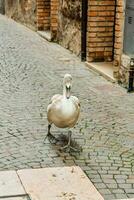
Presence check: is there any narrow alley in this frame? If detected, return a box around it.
[0,15,134,199]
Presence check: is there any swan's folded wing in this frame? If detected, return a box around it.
[71,96,80,107]
[47,94,62,123]
[47,103,53,123]
[51,94,61,103]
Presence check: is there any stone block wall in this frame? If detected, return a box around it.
[114,0,124,66]
[113,0,126,82]
[5,0,37,30]
[57,0,81,55]
[87,0,115,62]
[37,0,81,53]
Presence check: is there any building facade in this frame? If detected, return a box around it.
[5,0,37,30]
[4,0,134,90]
[36,0,81,55]
[87,0,134,89]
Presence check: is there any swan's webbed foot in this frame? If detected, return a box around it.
[60,131,81,153]
[44,124,59,144]
[44,133,59,144]
[60,144,80,152]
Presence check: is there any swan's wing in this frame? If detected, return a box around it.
[47,94,62,113]
[51,94,62,103]
[47,94,62,123]
[47,104,53,123]
[71,96,80,107]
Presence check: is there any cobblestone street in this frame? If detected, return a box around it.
[0,15,134,200]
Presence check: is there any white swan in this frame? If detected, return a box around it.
[45,74,80,151]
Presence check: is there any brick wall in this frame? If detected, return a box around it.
[87,0,116,62]
[37,0,50,30]
[50,0,59,40]
[37,0,59,40]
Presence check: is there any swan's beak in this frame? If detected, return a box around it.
[66,85,71,99]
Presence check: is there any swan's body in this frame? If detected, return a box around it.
[45,74,80,151]
[47,95,80,128]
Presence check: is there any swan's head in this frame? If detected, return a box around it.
[63,74,72,99]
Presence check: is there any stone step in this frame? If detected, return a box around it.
[0,196,29,200]
[37,31,52,42]
[17,166,104,200]
[0,171,26,197]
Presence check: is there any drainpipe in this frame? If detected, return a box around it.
[81,0,88,61]
[128,58,134,92]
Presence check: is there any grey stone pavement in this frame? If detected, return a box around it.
[0,14,134,200]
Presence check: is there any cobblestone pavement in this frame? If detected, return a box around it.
[0,15,134,200]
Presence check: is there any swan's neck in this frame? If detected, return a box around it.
[63,86,71,99]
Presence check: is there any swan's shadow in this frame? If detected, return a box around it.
[56,133,82,153]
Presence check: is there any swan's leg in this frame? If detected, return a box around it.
[44,124,51,143]
[44,124,58,144]
[60,130,80,152]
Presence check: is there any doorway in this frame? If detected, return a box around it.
[85,0,116,81]
[37,0,51,40]
[37,0,50,31]
[0,0,5,14]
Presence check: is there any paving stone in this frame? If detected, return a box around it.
[101,174,113,179]
[108,170,120,175]
[115,179,126,184]
[18,167,104,200]
[112,189,125,194]
[103,194,116,200]
[116,199,134,200]
[0,171,25,197]
[119,184,133,189]
[115,193,129,199]
[124,189,134,194]
[126,179,134,184]
[99,189,112,195]
[94,183,107,189]
[101,179,116,184]
[127,195,134,199]
[114,175,128,179]
[106,183,118,189]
